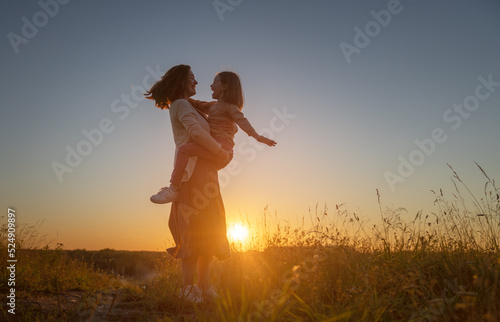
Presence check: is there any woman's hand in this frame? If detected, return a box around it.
[257,135,277,147]
[216,148,232,164]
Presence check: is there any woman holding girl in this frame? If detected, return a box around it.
[145,64,275,303]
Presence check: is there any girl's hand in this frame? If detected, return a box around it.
[257,135,277,147]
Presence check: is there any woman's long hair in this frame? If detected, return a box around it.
[144,64,191,109]
[218,71,244,110]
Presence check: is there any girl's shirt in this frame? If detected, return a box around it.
[189,99,259,147]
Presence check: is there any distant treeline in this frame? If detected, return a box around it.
[22,248,176,278]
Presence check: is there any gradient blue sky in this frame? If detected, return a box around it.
[1,0,499,251]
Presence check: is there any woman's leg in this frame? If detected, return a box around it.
[197,255,213,290]
[181,255,198,286]
[182,255,212,288]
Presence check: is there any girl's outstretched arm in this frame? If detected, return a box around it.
[226,104,277,146]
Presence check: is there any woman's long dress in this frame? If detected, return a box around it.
[166,99,230,260]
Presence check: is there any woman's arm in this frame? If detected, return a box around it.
[172,100,222,155]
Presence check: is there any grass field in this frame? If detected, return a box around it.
[1,164,499,321]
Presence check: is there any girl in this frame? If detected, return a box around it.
[151,71,276,204]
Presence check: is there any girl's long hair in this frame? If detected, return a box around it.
[144,64,191,109]
[218,71,244,110]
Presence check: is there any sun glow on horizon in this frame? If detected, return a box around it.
[227,223,249,244]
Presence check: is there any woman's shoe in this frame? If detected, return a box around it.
[201,285,219,301]
[180,284,202,304]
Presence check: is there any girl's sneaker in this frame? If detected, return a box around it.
[150,186,179,204]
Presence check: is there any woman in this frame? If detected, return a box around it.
[145,64,231,303]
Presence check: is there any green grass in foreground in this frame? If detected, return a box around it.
[1,163,499,321]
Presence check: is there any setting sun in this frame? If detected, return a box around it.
[227,223,249,243]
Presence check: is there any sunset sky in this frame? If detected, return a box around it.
[1,0,499,251]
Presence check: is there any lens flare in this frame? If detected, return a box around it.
[227,223,249,243]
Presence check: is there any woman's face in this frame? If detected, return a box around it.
[183,70,198,98]
[210,75,226,100]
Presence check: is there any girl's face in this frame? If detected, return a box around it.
[184,70,198,98]
[210,75,227,100]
